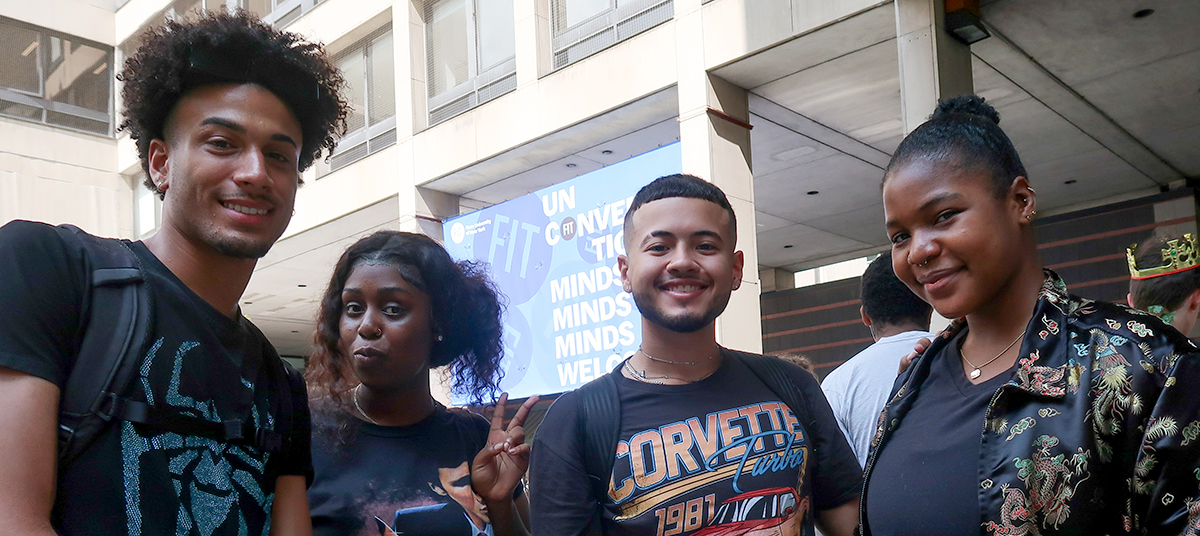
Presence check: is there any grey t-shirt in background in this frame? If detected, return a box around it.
[819,330,934,467]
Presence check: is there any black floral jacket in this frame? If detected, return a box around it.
[861,271,1200,535]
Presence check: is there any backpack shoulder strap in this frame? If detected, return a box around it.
[576,371,621,508]
[733,350,815,430]
[55,225,152,467]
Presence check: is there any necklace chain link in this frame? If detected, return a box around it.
[353,384,381,425]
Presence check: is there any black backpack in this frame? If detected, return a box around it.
[55,225,290,468]
[573,349,816,507]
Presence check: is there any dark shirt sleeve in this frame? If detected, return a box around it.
[529,390,603,536]
[274,362,314,486]
[792,367,864,510]
[0,220,87,386]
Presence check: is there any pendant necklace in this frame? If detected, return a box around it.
[960,331,1024,380]
[353,384,381,425]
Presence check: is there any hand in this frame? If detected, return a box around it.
[898,337,932,375]
[471,393,539,503]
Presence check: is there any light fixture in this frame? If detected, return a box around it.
[1064,180,1077,185]
[1133,9,1154,18]
[297,284,306,287]
[601,150,613,155]
[784,245,794,249]
[566,163,577,168]
[806,191,819,195]
[945,0,990,45]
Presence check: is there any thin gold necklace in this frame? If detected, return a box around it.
[639,346,716,366]
[961,331,1024,380]
[353,384,381,425]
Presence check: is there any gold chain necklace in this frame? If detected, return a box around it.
[639,346,716,366]
[960,331,1024,380]
[353,384,381,425]
[623,360,718,385]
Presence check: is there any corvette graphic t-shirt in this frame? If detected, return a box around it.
[531,351,861,536]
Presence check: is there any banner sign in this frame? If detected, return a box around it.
[444,143,682,402]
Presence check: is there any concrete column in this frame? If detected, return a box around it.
[675,1,762,353]
[895,0,974,133]
[760,268,795,293]
[513,0,549,86]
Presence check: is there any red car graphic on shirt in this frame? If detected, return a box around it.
[694,487,808,536]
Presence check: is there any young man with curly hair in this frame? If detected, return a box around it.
[0,11,348,535]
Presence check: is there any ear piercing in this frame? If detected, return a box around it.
[435,334,444,342]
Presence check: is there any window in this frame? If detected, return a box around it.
[316,27,397,177]
[549,0,672,70]
[247,0,325,27]
[425,0,517,125]
[0,17,114,135]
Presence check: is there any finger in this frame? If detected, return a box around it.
[473,440,501,468]
[505,426,526,447]
[914,337,932,353]
[507,395,539,431]
[898,352,915,375]
[490,392,509,431]
[506,443,532,460]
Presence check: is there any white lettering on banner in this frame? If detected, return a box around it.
[542,196,633,247]
[550,264,622,303]
[553,320,636,360]
[488,214,541,278]
[542,186,576,217]
[556,350,635,387]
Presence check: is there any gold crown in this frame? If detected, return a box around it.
[1128,233,1200,280]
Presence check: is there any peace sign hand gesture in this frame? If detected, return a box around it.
[471,393,539,503]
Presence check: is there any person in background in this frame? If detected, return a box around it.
[820,252,933,467]
[779,352,820,380]
[305,231,536,536]
[863,94,1200,535]
[1127,233,1200,338]
[0,11,347,535]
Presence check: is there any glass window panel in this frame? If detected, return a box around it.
[557,0,609,29]
[0,23,41,94]
[367,32,395,124]
[338,51,366,133]
[476,0,515,70]
[243,0,271,17]
[428,0,469,97]
[45,41,110,115]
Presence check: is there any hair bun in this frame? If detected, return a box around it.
[933,95,1000,125]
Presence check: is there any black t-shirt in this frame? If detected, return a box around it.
[530,350,862,536]
[865,330,1008,534]
[309,402,518,536]
[0,220,312,535]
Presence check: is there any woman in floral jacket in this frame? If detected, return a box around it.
[861,95,1200,535]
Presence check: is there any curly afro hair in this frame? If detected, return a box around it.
[118,9,348,197]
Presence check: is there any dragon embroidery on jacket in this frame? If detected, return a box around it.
[985,435,1090,535]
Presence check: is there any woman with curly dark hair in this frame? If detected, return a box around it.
[860,95,1200,534]
[306,230,536,536]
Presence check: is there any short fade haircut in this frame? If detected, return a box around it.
[1129,234,1200,313]
[623,174,737,245]
[118,10,349,198]
[861,252,932,329]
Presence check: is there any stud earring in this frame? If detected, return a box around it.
[435,334,444,342]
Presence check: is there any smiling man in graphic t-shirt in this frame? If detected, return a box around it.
[530,174,862,536]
